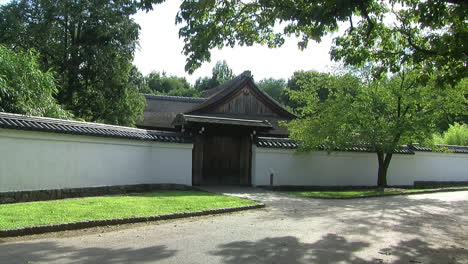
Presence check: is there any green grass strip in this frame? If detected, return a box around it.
[0,191,259,230]
[285,186,468,199]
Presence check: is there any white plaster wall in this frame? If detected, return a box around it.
[0,129,193,192]
[388,152,468,185]
[252,146,468,186]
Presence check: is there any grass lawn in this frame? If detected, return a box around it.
[284,186,468,199]
[0,191,259,230]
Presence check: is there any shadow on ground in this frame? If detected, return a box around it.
[0,241,177,264]
[210,234,370,264]
[253,191,468,242]
[379,238,468,264]
[210,234,468,264]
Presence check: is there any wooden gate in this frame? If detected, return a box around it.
[192,135,251,186]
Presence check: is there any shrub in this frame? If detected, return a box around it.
[433,123,468,146]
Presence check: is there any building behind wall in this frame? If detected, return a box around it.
[0,71,467,202]
[138,71,296,186]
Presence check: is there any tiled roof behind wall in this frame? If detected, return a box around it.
[255,137,414,154]
[255,137,468,154]
[0,112,190,143]
[408,144,468,154]
[139,94,205,130]
[142,94,206,103]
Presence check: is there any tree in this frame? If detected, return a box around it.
[194,76,219,91]
[176,0,467,85]
[0,0,152,126]
[194,60,235,91]
[144,71,199,96]
[286,69,465,187]
[257,78,287,105]
[0,46,70,118]
[284,71,361,111]
[212,60,234,84]
[433,123,468,146]
[129,66,149,94]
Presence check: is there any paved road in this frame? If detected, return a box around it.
[1,189,467,264]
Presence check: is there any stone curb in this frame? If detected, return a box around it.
[288,187,468,200]
[0,203,265,238]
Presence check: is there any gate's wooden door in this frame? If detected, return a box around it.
[202,136,241,185]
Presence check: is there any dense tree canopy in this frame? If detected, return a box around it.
[143,71,199,97]
[284,71,361,111]
[432,123,468,146]
[194,60,235,91]
[0,46,70,118]
[256,78,287,105]
[0,0,151,126]
[176,0,467,85]
[287,69,466,187]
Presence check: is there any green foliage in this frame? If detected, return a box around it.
[194,60,235,91]
[0,0,149,126]
[288,70,464,152]
[433,123,468,146]
[212,60,235,84]
[194,76,218,91]
[435,78,468,131]
[285,71,361,111]
[146,72,190,93]
[257,78,287,105]
[0,46,70,118]
[285,186,468,199]
[129,66,149,94]
[166,87,200,97]
[143,71,200,97]
[176,0,467,85]
[287,69,465,186]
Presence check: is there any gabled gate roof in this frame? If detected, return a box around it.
[189,71,296,119]
[139,71,296,136]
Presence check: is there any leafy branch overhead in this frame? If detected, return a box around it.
[176,0,467,83]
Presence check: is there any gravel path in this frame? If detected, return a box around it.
[1,188,467,264]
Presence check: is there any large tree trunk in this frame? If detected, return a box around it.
[376,152,393,188]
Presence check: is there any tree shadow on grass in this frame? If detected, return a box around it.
[210,234,371,264]
[0,241,177,264]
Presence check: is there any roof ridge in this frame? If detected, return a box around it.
[201,72,251,98]
[191,73,296,119]
[0,112,190,143]
[142,94,206,103]
[184,114,269,123]
[0,112,149,133]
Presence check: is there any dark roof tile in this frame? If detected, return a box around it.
[173,114,273,129]
[0,112,191,143]
[255,137,416,154]
[142,94,206,103]
[139,94,204,129]
[409,144,468,154]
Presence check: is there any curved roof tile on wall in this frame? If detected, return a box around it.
[0,112,190,143]
[255,137,468,154]
[408,144,468,154]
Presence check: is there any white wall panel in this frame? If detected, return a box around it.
[0,129,192,192]
[252,146,468,186]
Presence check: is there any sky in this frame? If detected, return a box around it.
[133,1,340,83]
[0,0,340,84]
